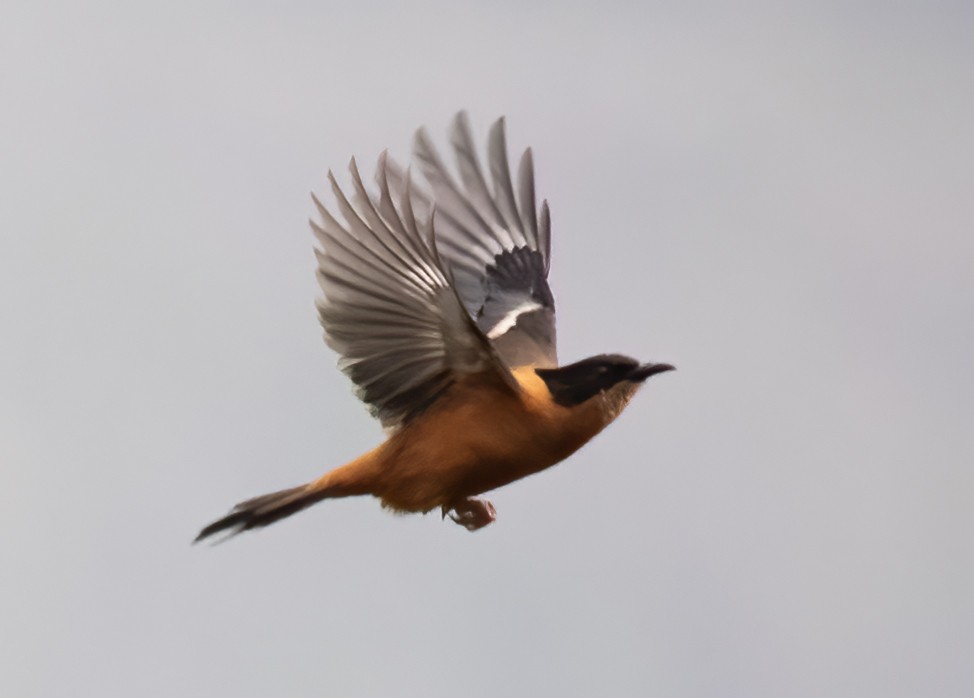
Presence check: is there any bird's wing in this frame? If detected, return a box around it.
[311,154,516,432]
[388,113,557,369]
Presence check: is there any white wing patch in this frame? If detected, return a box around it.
[485,300,543,340]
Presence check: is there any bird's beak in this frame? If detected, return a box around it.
[628,362,676,382]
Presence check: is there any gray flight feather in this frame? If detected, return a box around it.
[311,154,514,431]
[397,113,558,368]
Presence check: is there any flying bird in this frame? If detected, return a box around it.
[195,113,674,541]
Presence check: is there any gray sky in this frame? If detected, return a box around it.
[3,1,973,696]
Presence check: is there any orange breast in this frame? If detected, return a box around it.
[371,367,609,512]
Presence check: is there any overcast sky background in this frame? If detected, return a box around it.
[2,2,973,696]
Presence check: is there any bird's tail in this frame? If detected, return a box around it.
[194,485,330,543]
[194,456,379,543]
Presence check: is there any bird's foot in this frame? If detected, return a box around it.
[442,497,496,531]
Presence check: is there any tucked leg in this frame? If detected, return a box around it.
[442,497,496,531]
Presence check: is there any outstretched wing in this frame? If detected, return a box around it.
[311,154,515,432]
[391,113,557,369]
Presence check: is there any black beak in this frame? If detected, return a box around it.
[627,362,676,383]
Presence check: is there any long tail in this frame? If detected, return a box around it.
[194,485,330,543]
[194,457,379,543]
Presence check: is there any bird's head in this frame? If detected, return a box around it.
[535,354,675,413]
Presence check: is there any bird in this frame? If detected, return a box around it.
[195,113,674,542]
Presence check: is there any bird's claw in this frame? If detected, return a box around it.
[442,497,496,531]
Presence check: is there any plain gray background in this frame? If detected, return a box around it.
[3,2,972,696]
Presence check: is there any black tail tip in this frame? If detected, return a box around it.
[193,485,316,545]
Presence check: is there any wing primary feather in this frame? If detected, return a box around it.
[425,201,496,255]
[538,199,552,273]
[312,214,433,303]
[319,264,426,310]
[312,208,427,300]
[318,249,431,306]
[399,168,424,246]
[342,161,435,286]
[383,156,433,223]
[449,112,519,250]
[348,157,442,291]
[517,148,540,254]
[327,169,439,296]
[327,168,405,271]
[352,353,448,390]
[434,231,489,268]
[386,153,499,268]
[372,151,408,237]
[311,191,352,241]
[487,117,526,245]
[322,307,437,334]
[414,127,500,256]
